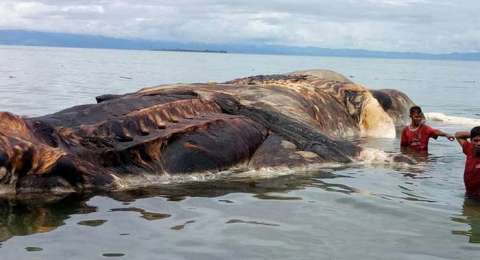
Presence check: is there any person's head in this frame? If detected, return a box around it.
[409,106,424,126]
[470,127,480,155]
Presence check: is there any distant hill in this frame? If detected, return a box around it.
[1,30,480,61]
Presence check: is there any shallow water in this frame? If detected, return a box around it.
[0,45,480,259]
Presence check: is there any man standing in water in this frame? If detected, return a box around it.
[455,127,480,198]
[401,106,455,153]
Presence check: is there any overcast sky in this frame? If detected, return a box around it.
[0,0,479,53]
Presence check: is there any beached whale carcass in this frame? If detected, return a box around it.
[0,69,414,195]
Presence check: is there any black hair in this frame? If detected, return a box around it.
[471,126,480,139]
[409,106,422,115]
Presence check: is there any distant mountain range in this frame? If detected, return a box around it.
[1,30,480,61]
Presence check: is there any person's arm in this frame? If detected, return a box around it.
[455,131,470,146]
[433,129,455,141]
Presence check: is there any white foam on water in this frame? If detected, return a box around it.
[355,147,416,167]
[111,148,424,191]
[425,112,480,126]
[111,163,346,191]
[356,148,391,164]
[112,170,229,190]
[231,163,344,178]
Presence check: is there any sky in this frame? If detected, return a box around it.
[0,0,479,53]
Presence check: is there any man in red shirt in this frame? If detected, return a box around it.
[455,127,480,198]
[401,106,454,153]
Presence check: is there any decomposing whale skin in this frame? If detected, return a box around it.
[0,69,415,196]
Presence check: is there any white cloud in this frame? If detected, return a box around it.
[0,0,479,53]
[366,0,432,6]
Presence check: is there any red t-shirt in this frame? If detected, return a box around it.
[401,124,438,152]
[462,141,480,197]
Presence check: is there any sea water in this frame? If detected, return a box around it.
[0,45,479,259]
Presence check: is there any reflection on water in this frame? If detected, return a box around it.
[452,199,480,243]
[225,219,280,227]
[254,193,303,200]
[77,219,107,227]
[171,220,196,230]
[0,195,95,242]
[0,170,350,243]
[25,246,43,252]
[102,253,126,257]
[380,192,436,203]
[109,207,171,220]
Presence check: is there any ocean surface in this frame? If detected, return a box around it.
[0,45,480,259]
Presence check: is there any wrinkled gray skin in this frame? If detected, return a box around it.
[0,69,414,197]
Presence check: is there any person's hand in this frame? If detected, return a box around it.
[447,135,455,141]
